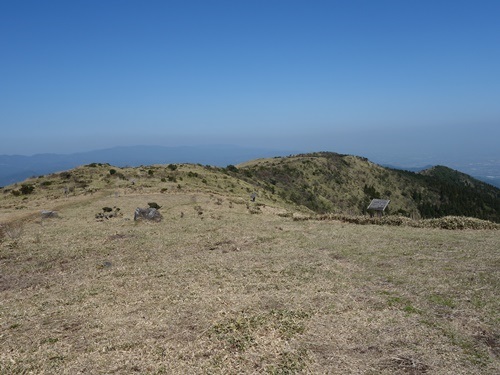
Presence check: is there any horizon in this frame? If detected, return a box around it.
[1,1,499,162]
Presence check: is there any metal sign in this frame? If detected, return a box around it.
[367,199,390,211]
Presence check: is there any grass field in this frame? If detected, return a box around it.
[1,182,499,373]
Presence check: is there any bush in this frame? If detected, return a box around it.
[168,164,178,171]
[109,169,117,175]
[226,165,238,173]
[148,202,162,209]
[20,184,35,195]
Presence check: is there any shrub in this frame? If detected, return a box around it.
[297,213,500,230]
[19,184,35,195]
[109,169,117,175]
[167,164,178,171]
[226,165,238,173]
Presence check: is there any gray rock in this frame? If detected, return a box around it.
[134,207,163,222]
[41,210,58,218]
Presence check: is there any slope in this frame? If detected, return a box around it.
[236,152,500,222]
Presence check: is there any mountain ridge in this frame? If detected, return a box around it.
[2,151,499,223]
[2,145,500,188]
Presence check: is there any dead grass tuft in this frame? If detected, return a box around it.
[2,221,24,239]
[382,355,430,374]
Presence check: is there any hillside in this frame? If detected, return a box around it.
[1,152,499,224]
[1,159,499,374]
[235,152,500,222]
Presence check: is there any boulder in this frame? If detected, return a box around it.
[41,210,58,218]
[134,207,163,222]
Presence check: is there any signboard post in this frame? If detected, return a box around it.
[367,199,390,217]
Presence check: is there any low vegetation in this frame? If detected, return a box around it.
[0,155,499,373]
[295,214,500,230]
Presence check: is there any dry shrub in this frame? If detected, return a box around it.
[297,214,500,230]
[423,216,499,230]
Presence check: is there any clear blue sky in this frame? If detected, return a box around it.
[1,0,499,163]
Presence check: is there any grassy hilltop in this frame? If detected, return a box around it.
[0,156,499,374]
[237,152,500,222]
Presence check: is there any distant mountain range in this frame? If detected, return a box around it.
[1,145,499,189]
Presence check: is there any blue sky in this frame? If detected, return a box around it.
[1,0,499,163]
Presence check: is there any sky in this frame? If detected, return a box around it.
[1,0,499,164]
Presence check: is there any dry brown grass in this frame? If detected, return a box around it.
[1,167,499,374]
